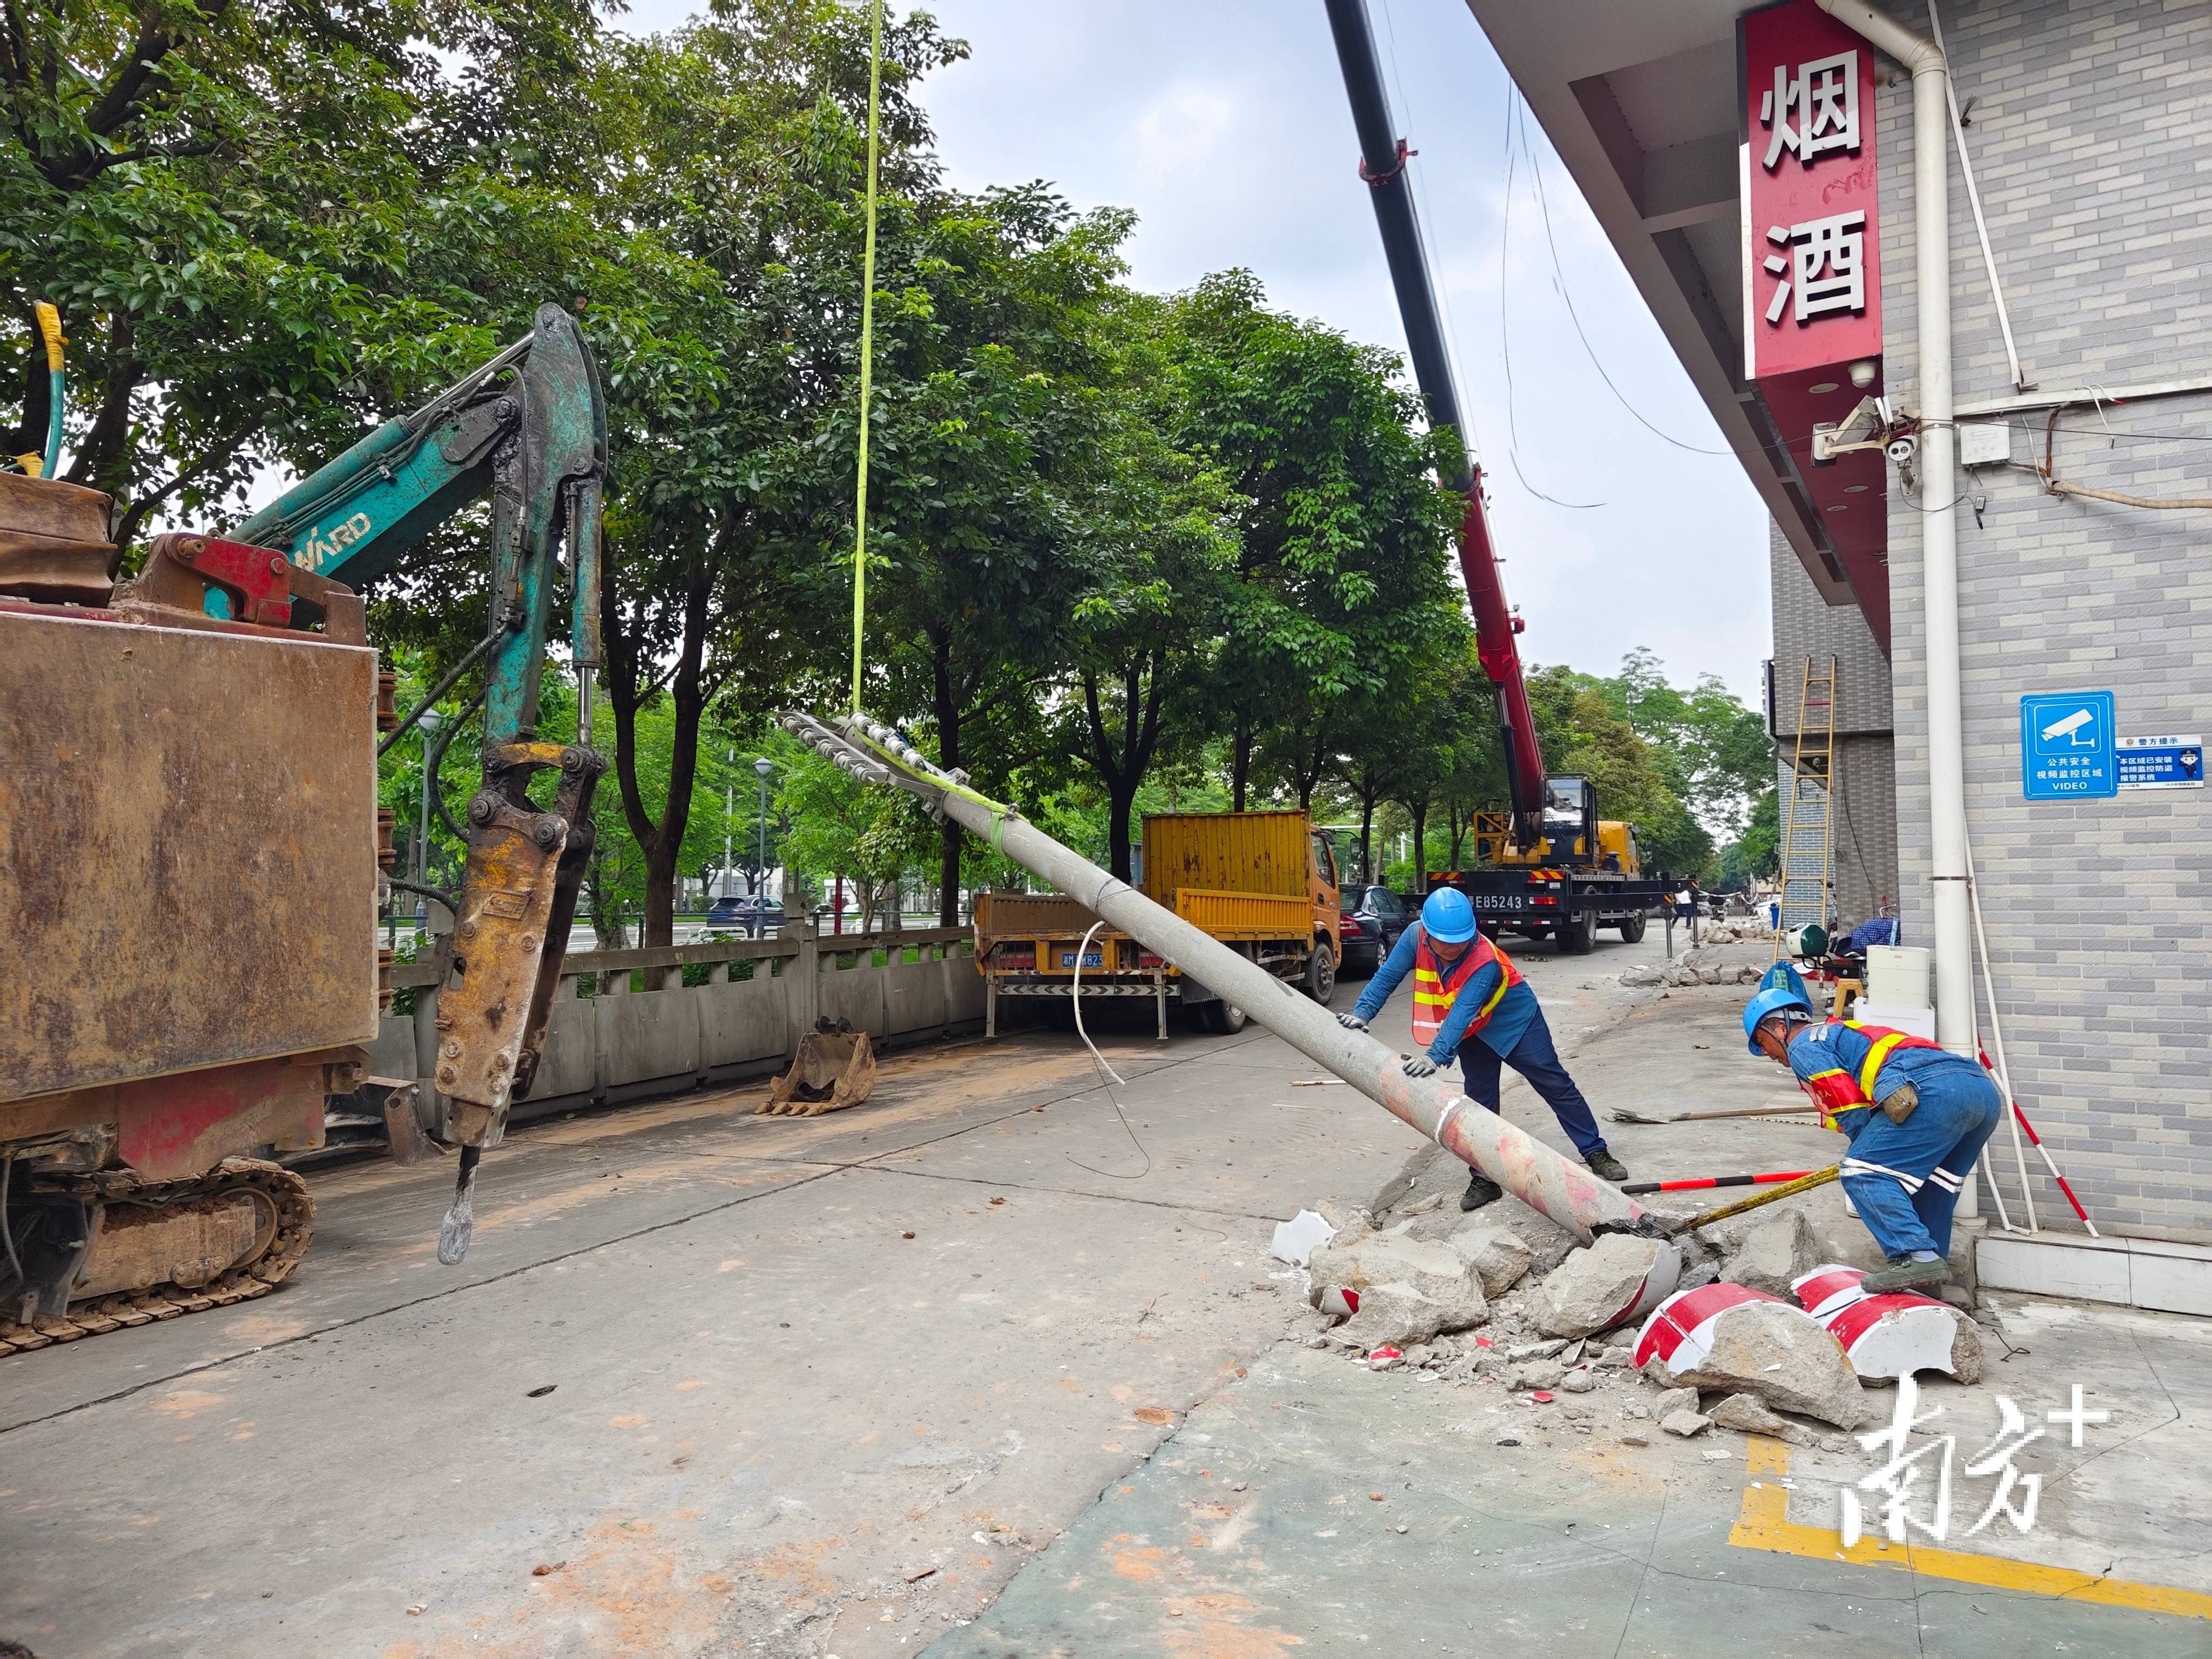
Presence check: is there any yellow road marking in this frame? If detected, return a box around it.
[1730,1437,2212,1620]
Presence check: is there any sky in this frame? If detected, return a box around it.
[619,0,1773,702]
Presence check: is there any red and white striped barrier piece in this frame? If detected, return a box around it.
[1316,1286,1359,1318]
[1790,1263,1970,1381]
[1631,1282,1786,1374]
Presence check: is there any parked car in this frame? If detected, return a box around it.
[706,893,784,934]
[1339,884,1412,975]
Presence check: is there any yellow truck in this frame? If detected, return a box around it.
[974,811,1341,1035]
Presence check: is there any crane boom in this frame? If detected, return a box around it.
[1322,0,1547,842]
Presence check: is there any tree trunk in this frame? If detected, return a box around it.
[1358,784,1377,888]
[1231,721,1252,813]
[604,543,720,949]
[1081,658,1164,883]
[1407,795,1429,886]
[1447,803,1467,871]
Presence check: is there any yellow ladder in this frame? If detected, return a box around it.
[1774,656,1837,956]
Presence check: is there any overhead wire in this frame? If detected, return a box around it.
[1499,97,1603,509]
[1519,99,1731,457]
[849,0,885,713]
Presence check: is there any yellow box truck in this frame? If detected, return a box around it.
[974,811,1341,1035]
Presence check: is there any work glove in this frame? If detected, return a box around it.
[1336,1011,1368,1032]
[1401,1054,1438,1078]
[1877,1081,1920,1124]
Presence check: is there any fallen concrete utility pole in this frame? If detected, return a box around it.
[781,710,1662,1245]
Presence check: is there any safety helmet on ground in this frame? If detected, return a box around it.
[1742,984,1815,1055]
[1420,887,1478,945]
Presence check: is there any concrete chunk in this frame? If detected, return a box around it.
[1647,1300,1871,1429]
[1310,1230,1488,1347]
[1446,1222,1535,1297]
[1653,1386,1701,1419]
[1531,1233,1680,1339]
[1661,1410,1712,1438]
[1721,1210,1820,1298]
[1708,1392,1819,1447]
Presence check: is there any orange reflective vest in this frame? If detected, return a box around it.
[1411,930,1522,1050]
[1796,1021,1944,1129]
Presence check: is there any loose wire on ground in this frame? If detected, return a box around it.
[1063,920,1154,1181]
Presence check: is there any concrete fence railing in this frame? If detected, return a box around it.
[371,924,983,1132]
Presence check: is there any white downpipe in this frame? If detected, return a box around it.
[1815,4,1973,1081]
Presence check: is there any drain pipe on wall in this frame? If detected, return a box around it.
[1815,2,1972,1060]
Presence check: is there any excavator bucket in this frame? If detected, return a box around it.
[761,1019,877,1116]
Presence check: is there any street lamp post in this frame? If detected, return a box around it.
[753,756,774,937]
[415,706,446,945]
[722,745,735,908]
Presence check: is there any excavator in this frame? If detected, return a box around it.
[0,302,606,1354]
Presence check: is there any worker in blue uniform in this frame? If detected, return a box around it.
[1744,977,2004,1293]
[1338,888,1629,1211]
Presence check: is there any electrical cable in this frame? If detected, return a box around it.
[1520,104,1731,457]
[1062,920,1154,1181]
[1499,98,1603,509]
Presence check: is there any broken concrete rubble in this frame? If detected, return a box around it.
[1650,1388,1696,1421]
[1507,1359,1567,1392]
[1660,1410,1712,1438]
[1307,1229,1488,1347]
[1637,1290,1872,1429]
[1530,1232,1681,1339]
[1446,1222,1534,1298]
[1707,1392,1818,1448]
[1720,1209,1820,1298]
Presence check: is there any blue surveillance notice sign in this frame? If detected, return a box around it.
[2020,691,2117,799]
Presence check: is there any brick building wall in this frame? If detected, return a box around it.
[1875,0,2212,1236]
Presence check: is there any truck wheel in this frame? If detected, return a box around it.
[1559,912,1596,954]
[1304,940,1337,1004]
[1205,1001,1249,1035]
[1616,913,1647,943]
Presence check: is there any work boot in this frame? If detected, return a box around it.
[1584,1150,1630,1184]
[1460,1170,1503,1211]
[1861,1256,1951,1294]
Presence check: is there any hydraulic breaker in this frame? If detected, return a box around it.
[781,711,1664,1245]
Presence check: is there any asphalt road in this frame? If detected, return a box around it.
[0,928,1661,1658]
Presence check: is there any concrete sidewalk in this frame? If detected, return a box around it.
[943,945,2212,1656]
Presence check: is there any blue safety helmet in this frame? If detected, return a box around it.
[1742,984,1815,1054]
[1420,887,1478,944]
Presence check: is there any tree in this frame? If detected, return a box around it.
[2,0,621,548]
[852,186,1132,922]
[1609,648,1775,846]
[1525,664,1708,874]
[588,1,962,945]
[1161,271,1459,812]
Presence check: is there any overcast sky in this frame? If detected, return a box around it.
[621,0,1773,701]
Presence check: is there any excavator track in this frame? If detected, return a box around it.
[0,1158,313,1357]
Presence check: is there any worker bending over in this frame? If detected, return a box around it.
[1339,889,1629,1210]
[1743,980,2002,1293]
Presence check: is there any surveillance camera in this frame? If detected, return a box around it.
[1885,435,1918,466]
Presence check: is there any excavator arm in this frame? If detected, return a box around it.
[205,306,607,1173]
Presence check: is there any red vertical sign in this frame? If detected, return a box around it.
[1740,0,1882,382]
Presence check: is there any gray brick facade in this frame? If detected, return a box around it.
[1873,0,2212,1237]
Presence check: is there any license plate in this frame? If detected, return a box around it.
[1470,895,1524,911]
[1060,951,1104,968]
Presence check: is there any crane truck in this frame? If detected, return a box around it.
[0,304,605,1354]
[1323,0,1677,952]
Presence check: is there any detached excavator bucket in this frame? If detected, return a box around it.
[761,1019,877,1116]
